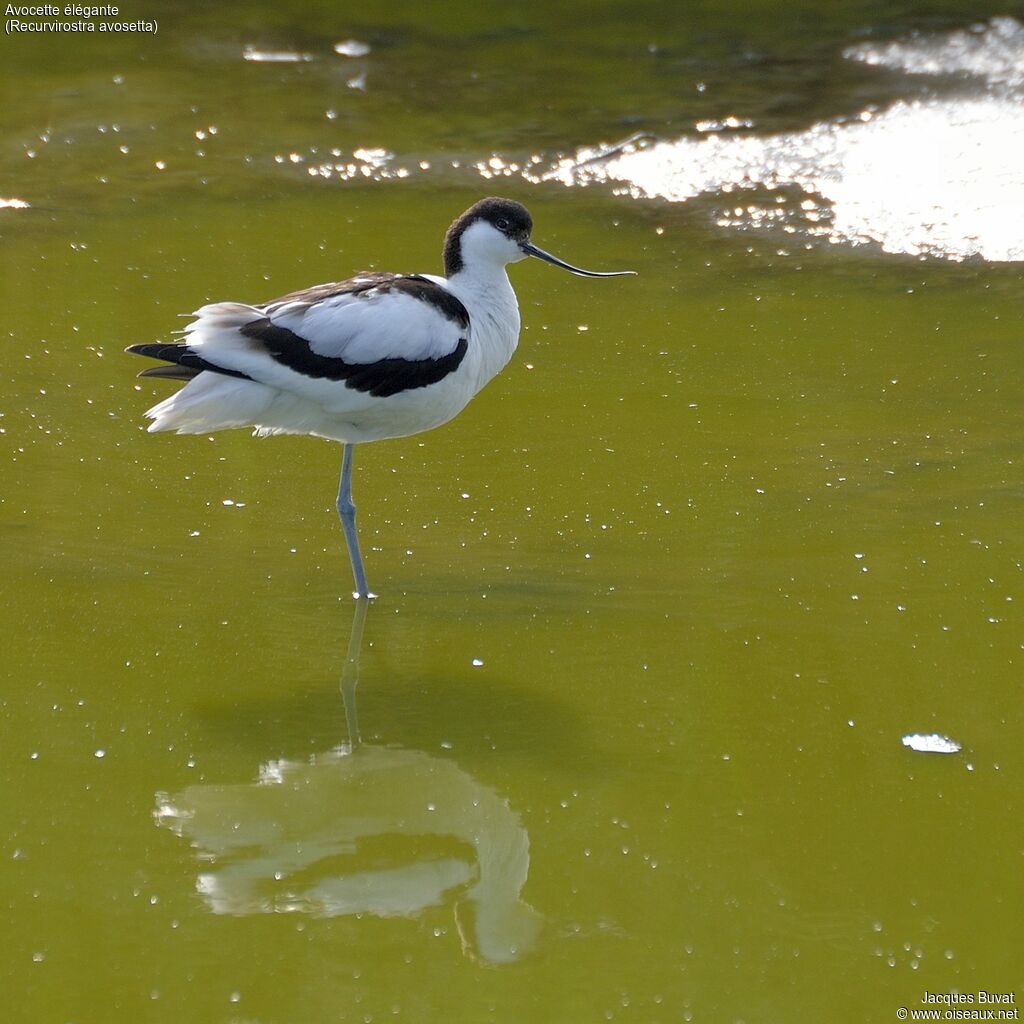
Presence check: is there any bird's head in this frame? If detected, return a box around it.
[443,197,635,280]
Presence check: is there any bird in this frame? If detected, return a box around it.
[126,196,634,599]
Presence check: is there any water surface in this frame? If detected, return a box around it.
[3,2,1023,1022]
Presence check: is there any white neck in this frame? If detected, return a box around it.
[445,263,521,389]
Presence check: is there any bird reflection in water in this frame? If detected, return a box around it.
[154,601,541,964]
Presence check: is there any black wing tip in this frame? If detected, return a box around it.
[126,341,253,383]
[137,364,201,381]
[127,343,198,381]
[126,342,187,358]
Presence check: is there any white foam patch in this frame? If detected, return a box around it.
[901,733,962,754]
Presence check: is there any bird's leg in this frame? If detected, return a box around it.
[337,443,373,600]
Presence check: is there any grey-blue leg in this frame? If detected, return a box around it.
[337,443,372,599]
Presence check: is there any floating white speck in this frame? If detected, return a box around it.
[901,733,962,754]
[0,198,30,210]
[472,658,484,667]
[334,39,371,57]
[243,46,311,63]
[94,749,106,759]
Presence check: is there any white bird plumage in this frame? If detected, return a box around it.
[128,197,633,598]
[145,286,478,442]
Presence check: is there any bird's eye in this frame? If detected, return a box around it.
[495,218,510,231]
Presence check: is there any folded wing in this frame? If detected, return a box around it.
[127,273,471,400]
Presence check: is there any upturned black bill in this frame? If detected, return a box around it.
[521,241,635,278]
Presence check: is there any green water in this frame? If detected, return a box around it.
[3,2,1023,1022]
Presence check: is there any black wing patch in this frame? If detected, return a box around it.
[252,273,470,397]
[240,319,468,398]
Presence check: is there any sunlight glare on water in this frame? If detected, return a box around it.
[844,14,1024,87]
[540,17,1024,261]
[222,16,1024,263]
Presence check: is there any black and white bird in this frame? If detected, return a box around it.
[127,197,634,598]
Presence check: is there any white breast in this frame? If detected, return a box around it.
[434,267,522,395]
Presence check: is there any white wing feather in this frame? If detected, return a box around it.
[269,289,464,364]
